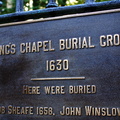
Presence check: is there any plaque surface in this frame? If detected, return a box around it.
[0,9,120,120]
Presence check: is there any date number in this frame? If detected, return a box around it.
[46,59,69,71]
[36,107,55,115]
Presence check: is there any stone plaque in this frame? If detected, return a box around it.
[0,9,120,120]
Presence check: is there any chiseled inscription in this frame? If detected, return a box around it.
[20,40,55,53]
[0,43,16,55]
[36,107,55,115]
[46,59,69,71]
[59,36,95,50]
[0,106,5,114]
[8,105,34,115]
[0,33,120,55]
[59,106,120,116]
[60,106,82,116]
[69,85,96,94]
[22,85,97,95]
[85,106,120,116]
[0,30,119,118]
[44,86,65,95]
[1,105,120,116]
[100,34,120,47]
[23,85,40,94]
